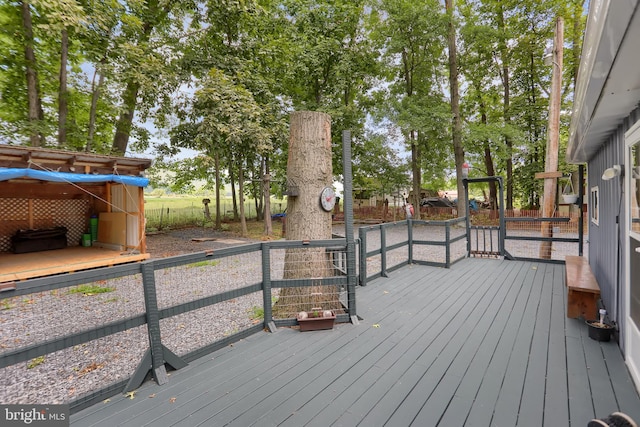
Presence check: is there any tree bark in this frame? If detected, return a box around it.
[21,0,44,147]
[230,164,239,220]
[111,0,169,154]
[58,28,69,146]
[87,63,105,152]
[238,155,248,236]
[446,0,466,218]
[215,151,221,229]
[496,2,513,210]
[285,111,333,241]
[112,81,139,154]
[277,111,338,318]
[411,131,421,220]
[263,156,273,235]
[481,109,497,211]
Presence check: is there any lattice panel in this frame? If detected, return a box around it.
[0,198,90,252]
[0,199,30,252]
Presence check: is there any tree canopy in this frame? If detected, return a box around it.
[0,0,585,217]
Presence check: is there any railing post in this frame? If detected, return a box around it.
[445,221,451,268]
[125,261,187,393]
[342,130,359,323]
[262,243,277,332]
[463,179,471,257]
[407,219,413,265]
[498,176,506,257]
[359,227,367,286]
[380,225,388,277]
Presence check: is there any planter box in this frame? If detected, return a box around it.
[297,310,336,332]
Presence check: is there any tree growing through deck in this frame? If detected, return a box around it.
[274,111,342,318]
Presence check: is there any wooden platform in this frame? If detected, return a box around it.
[0,246,149,283]
[70,258,640,427]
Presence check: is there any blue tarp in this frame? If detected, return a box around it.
[0,168,149,187]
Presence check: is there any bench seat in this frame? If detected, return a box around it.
[565,255,600,319]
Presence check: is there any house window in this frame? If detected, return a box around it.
[590,186,599,225]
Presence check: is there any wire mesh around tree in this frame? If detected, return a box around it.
[270,245,347,320]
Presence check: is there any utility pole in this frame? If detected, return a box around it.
[539,16,564,259]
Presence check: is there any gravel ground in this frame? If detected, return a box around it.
[0,228,269,406]
[0,224,582,406]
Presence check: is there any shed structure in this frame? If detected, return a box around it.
[0,144,152,284]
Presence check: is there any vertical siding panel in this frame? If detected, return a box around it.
[587,105,638,351]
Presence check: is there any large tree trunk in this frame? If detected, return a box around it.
[410,131,421,220]
[496,3,513,210]
[111,0,170,154]
[58,28,69,146]
[263,156,273,235]
[112,81,139,154]
[285,112,333,241]
[276,111,338,318]
[446,0,466,218]
[87,64,105,152]
[479,101,497,210]
[230,165,239,221]
[238,155,248,236]
[21,0,44,147]
[214,151,221,229]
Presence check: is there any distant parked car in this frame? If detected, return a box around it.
[420,197,454,208]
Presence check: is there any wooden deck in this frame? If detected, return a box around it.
[70,258,640,427]
[0,246,149,283]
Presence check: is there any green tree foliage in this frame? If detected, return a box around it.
[0,0,586,211]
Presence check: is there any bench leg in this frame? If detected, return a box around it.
[567,289,599,319]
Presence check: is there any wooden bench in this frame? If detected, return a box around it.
[565,255,600,319]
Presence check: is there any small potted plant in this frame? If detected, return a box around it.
[562,176,578,204]
[297,308,336,332]
[586,309,614,342]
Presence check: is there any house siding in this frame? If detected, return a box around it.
[588,106,640,350]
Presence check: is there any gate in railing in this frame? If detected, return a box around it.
[462,175,584,262]
[463,176,506,258]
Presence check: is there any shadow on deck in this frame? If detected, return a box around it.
[70,258,640,427]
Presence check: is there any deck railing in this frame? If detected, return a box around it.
[1,217,506,413]
[0,239,355,413]
[357,217,468,286]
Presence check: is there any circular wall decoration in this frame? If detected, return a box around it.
[320,187,336,212]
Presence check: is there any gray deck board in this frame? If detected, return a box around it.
[70,258,640,427]
[544,262,570,427]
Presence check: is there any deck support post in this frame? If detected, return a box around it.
[342,130,359,324]
[407,219,414,265]
[358,228,367,287]
[262,243,277,332]
[125,261,187,393]
[380,225,388,278]
[445,222,451,268]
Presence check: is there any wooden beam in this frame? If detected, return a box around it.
[535,171,562,179]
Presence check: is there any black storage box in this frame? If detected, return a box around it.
[12,227,68,254]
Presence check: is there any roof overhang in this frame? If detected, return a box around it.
[0,144,152,176]
[567,0,640,163]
